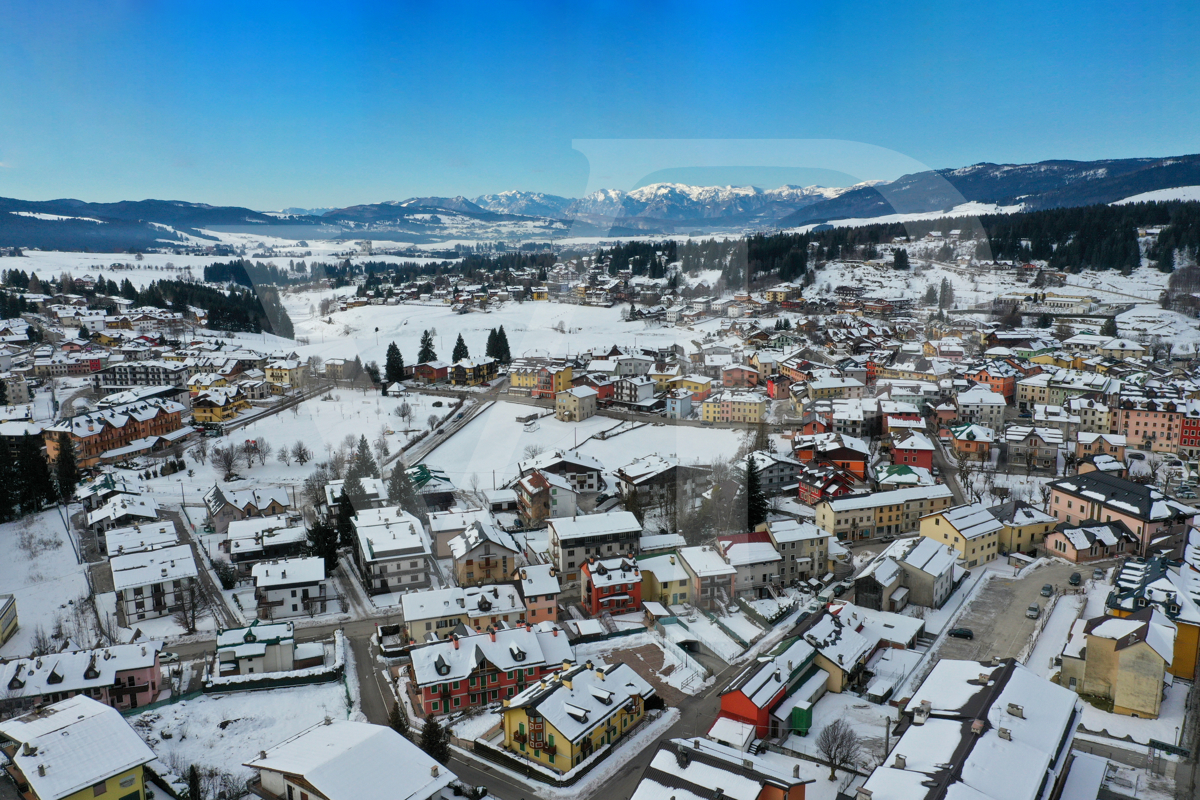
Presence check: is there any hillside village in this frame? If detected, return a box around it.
[0,241,1196,800]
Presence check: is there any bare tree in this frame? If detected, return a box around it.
[29,624,54,657]
[398,402,413,427]
[292,441,312,465]
[277,446,293,467]
[373,434,390,464]
[816,718,863,781]
[522,444,545,461]
[172,581,211,634]
[194,436,210,465]
[212,446,239,480]
[1037,481,1053,512]
[328,450,347,479]
[255,438,273,466]
[428,414,439,431]
[239,440,257,470]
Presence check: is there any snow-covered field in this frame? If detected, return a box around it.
[423,400,744,489]
[0,509,91,657]
[130,681,359,782]
[572,631,712,695]
[781,691,899,769]
[1114,185,1200,205]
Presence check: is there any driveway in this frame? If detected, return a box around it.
[934,561,1082,661]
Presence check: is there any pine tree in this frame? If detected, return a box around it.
[938,277,954,309]
[54,433,79,504]
[17,432,54,515]
[420,716,451,764]
[0,440,17,522]
[387,463,422,517]
[744,455,768,529]
[451,334,469,362]
[625,487,645,525]
[187,765,202,800]
[892,249,909,270]
[417,330,437,363]
[1159,247,1175,274]
[384,342,405,384]
[1100,317,1119,337]
[350,435,379,479]
[306,517,339,570]
[497,325,512,363]
[388,700,410,740]
[485,328,499,359]
[335,489,357,547]
[350,355,363,380]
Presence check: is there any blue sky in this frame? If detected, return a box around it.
[0,1,1196,209]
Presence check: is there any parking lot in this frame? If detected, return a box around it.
[935,561,1091,661]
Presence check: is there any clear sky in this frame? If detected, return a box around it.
[1,1,1196,209]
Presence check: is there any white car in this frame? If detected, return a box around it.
[159,651,180,664]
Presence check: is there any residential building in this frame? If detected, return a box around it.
[512,563,561,623]
[741,450,801,495]
[678,545,738,610]
[717,531,782,598]
[192,386,251,424]
[516,449,604,493]
[892,430,935,470]
[265,359,306,392]
[949,422,994,461]
[428,508,491,559]
[547,511,642,583]
[700,390,768,424]
[450,521,519,586]
[111,543,198,624]
[1059,607,1174,719]
[1114,396,1183,453]
[1105,556,1200,679]
[815,485,954,540]
[407,624,572,716]
[765,519,830,585]
[44,398,187,468]
[956,384,1007,427]
[402,585,526,641]
[203,485,290,534]
[555,385,597,421]
[718,636,819,738]
[581,556,643,615]
[1045,520,1137,562]
[353,506,431,594]
[0,593,16,647]
[799,609,875,693]
[1004,425,1063,471]
[87,494,159,538]
[1076,431,1126,461]
[635,552,692,607]
[225,515,307,575]
[629,738,814,800]
[244,719,458,800]
[1048,471,1199,556]
[919,502,1003,567]
[613,375,656,406]
[986,500,1057,555]
[91,358,188,392]
[0,642,162,714]
[214,620,314,677]
[251,557,329,620]
[104,521,178,558]
[450,357,498,386]
[0,695,156,800]
[501,660,654,773]
[515,470,579,527]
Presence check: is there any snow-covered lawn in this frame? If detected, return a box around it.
[130,681,358,782]
[714,609,765,643]
[675,613,744,662]
[1079,678,1192,745]
[1025,593,1085,678]
[781,691,899,770]
[449,709,502,741]
[424,400,744,489]
[0,509,92,657]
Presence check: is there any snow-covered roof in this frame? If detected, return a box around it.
[548,510,641,542]
[0,695,156,800]
[505,661,654,743]
[408,625,572,687]
[448,520,518,560]
[802,611,873,670]
[244,719,454,800]
[251,557,326,588]
[765,518,830,544]
[110,544,197,592]
[401,584,524,623]
[679,545,737,577]
[1051,472,1200,521]
[583,556,642,587]
[0,642,162,701]
[354,507,428,561]
[515,563,560,597]
[636,553,691,583]
[630,738,810,800]
[899,537,957,577]
[825,484,953,512]
[104,521,178,556]
[86,494,159,527]
[940,503,1005,540]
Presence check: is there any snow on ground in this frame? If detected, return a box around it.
[1114,186,1200,205]
[0,509,92,657]
[714,609,765,643]
[675,612,744,662]
[424,400,744,488]
[1079,678,1192,745]
[793,201,1025,235]
[449,709,502,741]
[130,680,357,781]
[572,631,712,695]
[1025,592,1085,678]
[1098,761,1178,800]
[1117,304,1200,355]
[781,691,899,769]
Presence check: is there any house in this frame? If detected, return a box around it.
[555,386,598,421]
[1045,519,1137,562]
[353,507,431,594]
[225,515,307,575]
[717,531,783,599]
[450,357,498,386]
[795,461,859,505]
[700,390,768,424]
[516,448,604,493]
[876,464,935,490]
[765,519,830,585]
[449,520,520,586]
[678,545,738,610]
[581,556,643,615]
[791,433,870,479]
[413,360,449,384]
[265,359,306,392]
[401,585,526,641]
[111,544,198,624]
[547,511,642,583]
[635,552,692,607]
[244,719,458,800]
[322,477,389,511]
[630,737,813,800]
[664,388,692,419]
[718,636,819,737]
[203,485,290,534]
[214,620,319,677]
[1106,555,1200,679]
[895,536,958,608]
[892,430,935,470]
[192,386,251,424]
[251,557,329,620]
[815,485,954,540]
[1059,607,1174,719]
[513,563,561,623]
[515,470,579,527]
[859,658,1082,800]
[614,454,709,504]
[86,494,158,537]
[1004,425,1063,471]
[799,610,874,693]
[1076,431,1126,461]
[1048,471,1199,556]
[407,624,573,716]
[0,642,163,715]
[0,695,156,800]
[948,422,994,461]
[104,521,178,558]
[501,660,654,773]
[44,398,187,468]
[919,503,1003,567]
[428,508,491,559]
[986,500,1057,555]
[613,375,656,406]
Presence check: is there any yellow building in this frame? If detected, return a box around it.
[0,694,155,800]
[985,500,1057,554]
[700,390,767,424]
[647,363,682,392]
[636,553,692,606]
[1030,352,1080,370]
[192,387,252,424]
[186,372,228,396]
[532,287,549,301]
[0,594,16,647]
[266,359,306,392]
[918,502,1002,567]
[502,661,654,773]
[1059,609,1174,718]
[670,374,713,401]
[764,285,799,303]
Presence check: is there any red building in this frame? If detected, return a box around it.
[891,431,935,471]
[722,365,761,389]
[1181,401,1200,459]
[413,361,449,384]
[581,556,643,616]
[718,637,818,737]
[796,462,858,506]
[766,374,791,400]
[407,625,572,716]
[576,373,615,402]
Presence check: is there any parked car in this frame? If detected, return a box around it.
[833,582,850,597]
[1018,411,1032,418]
[1026,603,1041,619]
[159,651,180,664]
[1093,567,1105,580]
[881,534,895,542]
[948,628,974,640]
[1179,490,1197,499]
[932,466,940,476]
[456,413,464,420]
[1041,584,1054,597]
[1069,572,1081,586]
[1128,452,1146,461]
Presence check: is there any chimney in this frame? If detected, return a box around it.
[694,739,701,750]
[856,789,873,800]
[893,754,906,769]
[977,673,989,684]
[489,629,496,642]
[1007,703,1024,719]
[552,628,559,637]
[669,555,675,564]
[37,764,46,777]
[971,719,985,736]
[998,727,1012,741]
[913,700,931,725]
[793,764,800,778]
[431,766,440,777]
[452,636,459,650]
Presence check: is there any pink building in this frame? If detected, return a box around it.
[0,642,163,715]
[513,563,561,623]
[1048,472,1198,557]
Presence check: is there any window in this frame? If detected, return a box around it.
[93,781,107,796]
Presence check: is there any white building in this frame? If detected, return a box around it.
[251,557,329,619]
[111,544,198,624]
[353,507,432,594]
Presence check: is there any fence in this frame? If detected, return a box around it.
[119,690,203,717]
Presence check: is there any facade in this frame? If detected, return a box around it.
[678,545,738,610]
[581,556,643,615]
[353,507,431,594]
[815,485,954,540]
[718,636,818,738]
[215,620,304,677]
[1048,472,1199,556]
[700,390,768,424]
[986,500,1057,554]
[513,563,561,623]
[203,485,290,534]
[450,520,519,586]
[949,422,994,461]
[0,642,162,714]
[501,661,654,774]
[91,359,188,392]
[111,544,198,624]
[1045,520,1137,562]
[919,503,1003,567]
[1076,431,1126,461]
[191,386,251,424]
[547,511,642,583]
[450,357,498,386]
[555,385,598,421]
[765,519,830,585]
[44,398,187,468]
[1060,608,1173,719]
[635,553,692,606]
[515,470,578,527]
[402,585,526,641]
[1004,425,1063,471]
[0,593,16,647]
[251,557,329,619]
[892,430,935,470]
[717,531,783,598]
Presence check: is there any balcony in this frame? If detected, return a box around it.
[512,731,528,744]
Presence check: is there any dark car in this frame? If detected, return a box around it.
[1069,572,1081,586]
[1018,411,1032,418]
[1041,583,1054,597]
[833,583,848,597]
[948,628,974,640]
[1128,452,1146,461]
